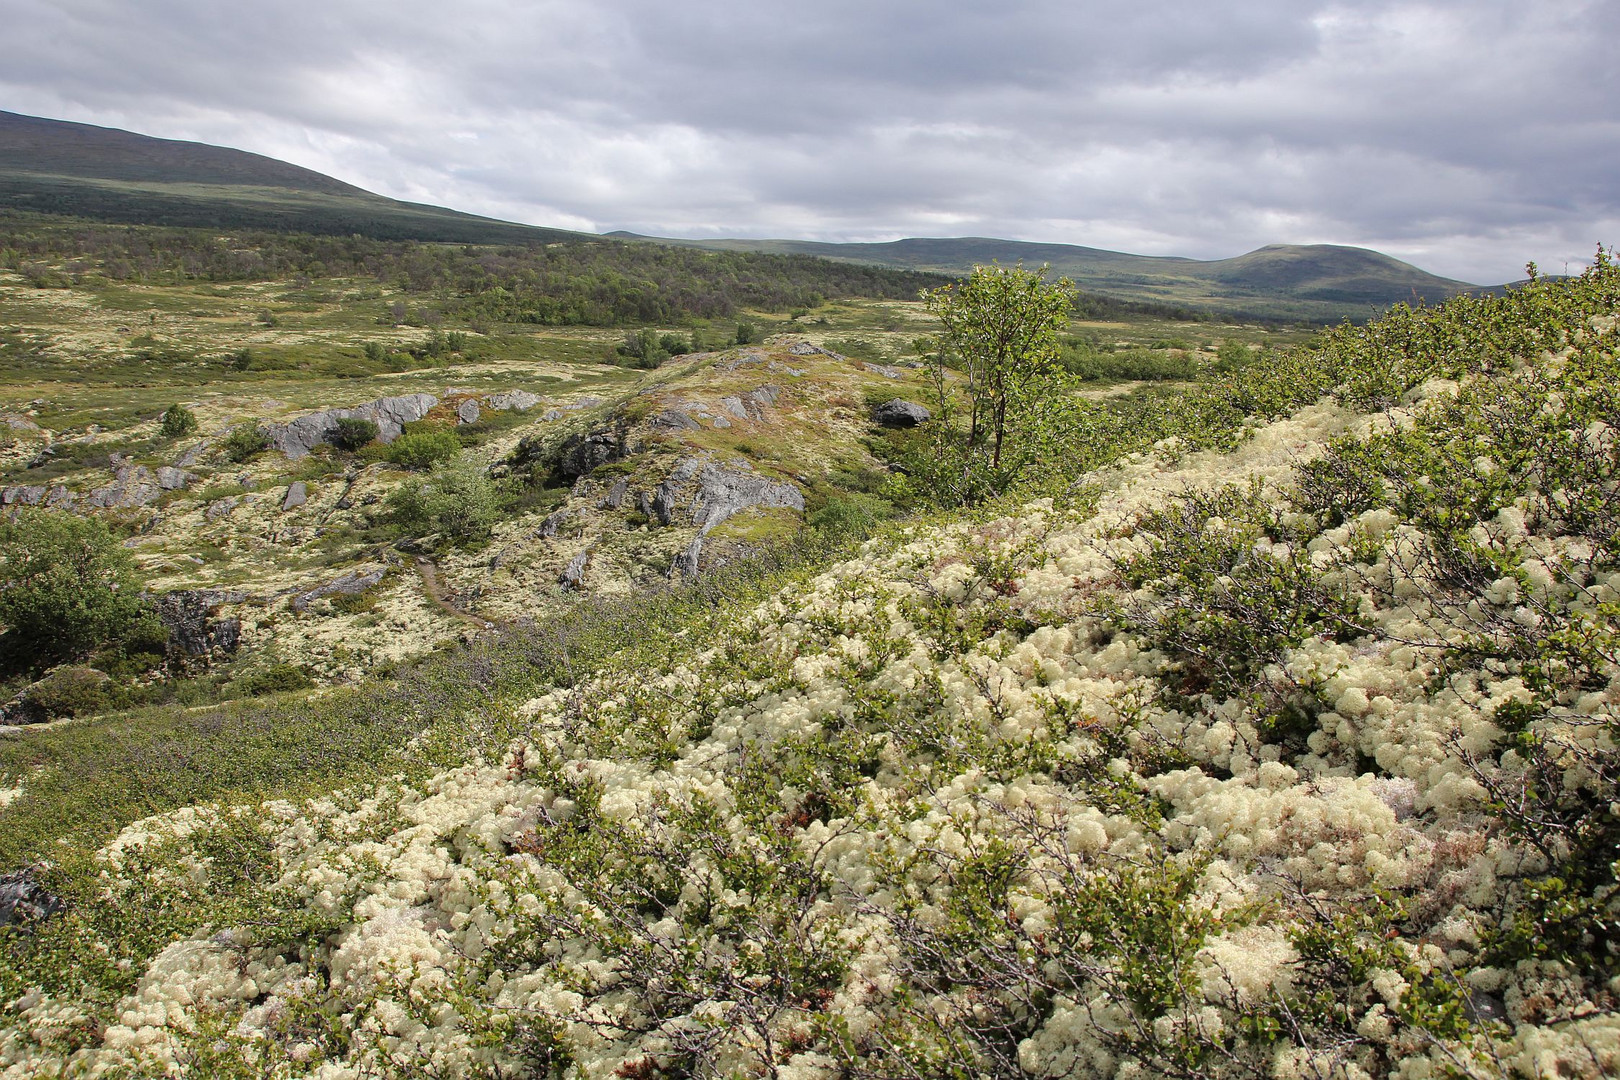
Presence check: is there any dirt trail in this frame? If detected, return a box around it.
[413,557,501,632]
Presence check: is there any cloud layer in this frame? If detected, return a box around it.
[3,0,1616,283]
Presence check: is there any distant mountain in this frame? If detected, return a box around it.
[1,110,1482,322]
[0,110,582,244]
[611,234,1484,323]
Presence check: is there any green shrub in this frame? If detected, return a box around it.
[232,663,315,697]
[159,403,198,438]
[329,416,379,451]
[387,425,462,470]
[0,510,145,669]
[388,452,500,543]
[221,424,270,463]
[23,666,112,719]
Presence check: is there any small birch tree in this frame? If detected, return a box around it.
[919,263,1075,503]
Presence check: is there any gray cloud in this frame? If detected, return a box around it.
[2,0,1615,282]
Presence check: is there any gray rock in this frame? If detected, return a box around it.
[650,456,804,534]
[155,466,192,491]
[669,536,704,580]
[864,363,903,379]
[873,399,932,427]
[721,396,751,419]
[560,550,591,590]
[267,393,439,459]
[536,508,569,539]
[540,409,566,422]
[0,485,46,507]
[558,428,625,478]
[282,482,307,511]
[205,496,243,522]
[0,414,39,432]
[152,589,248,658]
[650,457,704,525]
[173,443,208,468]
[712,416,732,429]
[650,408,700,431]
[291,567,387,612]
[570,396,604,411]
[599,478,629,510]
[456,399,481,425]
[486,390,541,412]
[80,463,161,509]
[690,463,804,532]
[0,868,63,926]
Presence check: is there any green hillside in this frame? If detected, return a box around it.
[0,111,583,244]
[615,232,1483,323]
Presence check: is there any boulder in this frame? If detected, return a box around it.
[0,868,63,926]
[155,466,192,490]
[456,399,481,425]
[873,399,932,427]
[282,482,307,511]
[650,408,700,431]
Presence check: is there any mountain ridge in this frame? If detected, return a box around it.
[610,231,1484,319]
[4,109,1482,321]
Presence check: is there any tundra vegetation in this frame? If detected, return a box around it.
[3,208,1613,1078]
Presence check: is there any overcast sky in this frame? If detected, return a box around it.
[3,0,1616,284]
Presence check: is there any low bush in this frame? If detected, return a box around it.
[158,403,197,438]
[386,424,462,470]
[220,424,269,463]
[328,416,379,451]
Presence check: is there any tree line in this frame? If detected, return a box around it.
[0,214,950,325]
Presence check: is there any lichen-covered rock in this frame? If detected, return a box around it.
[289,566,388,613]
[455,399,481,425]
[485,390,541,412]
[282,482,307,511]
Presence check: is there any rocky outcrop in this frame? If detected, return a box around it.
[486,390,541,412]
[558,428,626,479]
[650,456,804,534]
[559,550,591,590]
[267,393,439,460]
[669,536,704,580]
[282,482,307,511]
[598,478,629,510]
[153,589,248,659]
[290,566,388,613]
[650,408,700,431]
[155,466,192,490]
[873,399,932,427]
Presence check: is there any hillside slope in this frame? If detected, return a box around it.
[0,258,1615,1076]
[0,111,582,244]
[617,233,1482,323]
